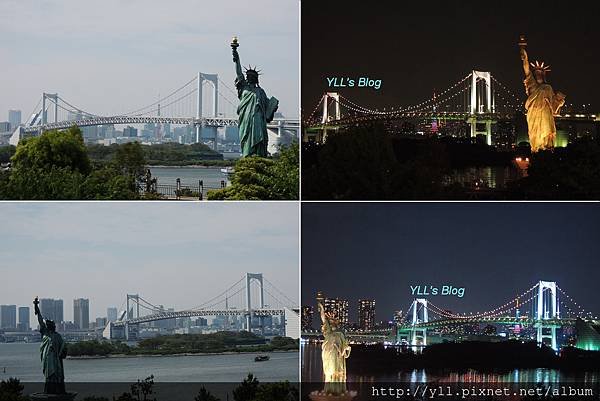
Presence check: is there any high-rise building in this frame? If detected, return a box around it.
[301,306,314,331]
[323,297,349,329]
[358,299,376,331]
[0,305,17,329]
[123,126,138,137]
[393,310,404,325]
[224,126,240,143]
[96,317,107,329]
[8,110,21,128]
[0,122,11,133]
[40,299,63,324]
[107,307,118,322]
[18,306,30,331]
[73,298,90,330]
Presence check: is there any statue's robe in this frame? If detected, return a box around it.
[40,326,67,394]
[321,320,351,395]
[524,72,563,152]
[235,77,277,157]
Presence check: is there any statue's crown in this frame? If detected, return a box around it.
[530,60,551,73]
[244,65,262,76]
[324,311,340,326]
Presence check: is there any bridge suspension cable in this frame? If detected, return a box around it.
[119,75,198,116]
[422,283,539,320]
[187,275,246,311]
[263,277,297,307]
[557,285,597,319]
[56,95,99,118]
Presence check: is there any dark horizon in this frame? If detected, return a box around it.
[301,0,600,118]
[301,203,600,326]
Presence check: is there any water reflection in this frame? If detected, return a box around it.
[302,342,600,384]
[444,166,521,189]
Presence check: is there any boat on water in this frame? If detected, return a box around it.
[220,167,235,177]
[254,355,270,362]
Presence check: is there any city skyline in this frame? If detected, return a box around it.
[0,0,299,120]
[0,202,299,323]
[302,0,600,114]
[302,203,600,323]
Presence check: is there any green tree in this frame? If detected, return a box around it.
[195,386,220,401]
[232,374,260,401]
[254,382,299,401]
[207,144,299,200]
[4,167,85,200]
[301,125,398,199]
[0,378,27,401]
[113,142,146,189]
[11,126,91,174]
[266,144,299,199]
[0,145,16,163]
[81,166,139,200]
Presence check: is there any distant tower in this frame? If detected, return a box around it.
[410,298,429,348]
[535,281,559,350]
[431,89,439,134]
[468,71,494,145]
[155,94,163,142]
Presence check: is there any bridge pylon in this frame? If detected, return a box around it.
[535,280,560,350]
[409,298,429,348]
[318,92,341,143]
[245,273,265,333]
[125,294,141,341]
[196,72,219,148]
[469,71,495,145]
[42,93,59,127]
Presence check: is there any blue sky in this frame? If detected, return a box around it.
[0,202,299,323]
[0,0,299,121]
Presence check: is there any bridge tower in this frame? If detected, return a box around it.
[245,273,264,333]
[409,298,429,348]
[125,294,141,341]
[196,72,219,148]
[535,281,560,350]
[322,93,341,124]
[42,93,59,126]
[319,92,341,143]
[468,71,495,146]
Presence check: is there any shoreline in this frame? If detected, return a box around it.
[67,349,298,360]
[148,164,234,169]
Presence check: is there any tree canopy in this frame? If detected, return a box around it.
[208,144,299,200]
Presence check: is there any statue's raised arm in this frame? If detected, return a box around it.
[33,296,46,331]
[318,302,331,334]
[519,35,530,77]
[231,36,244,82]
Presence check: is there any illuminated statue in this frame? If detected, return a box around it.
[317,294,352,396]
[231,36,279,157]
[519,35,566,152]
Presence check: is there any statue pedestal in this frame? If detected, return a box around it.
[30,392,77,401]
[309,390,357,401]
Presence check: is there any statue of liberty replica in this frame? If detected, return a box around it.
[310,292,355,401]
[31,297,76,401]
[519,35,566,152]
[231,36,279,157]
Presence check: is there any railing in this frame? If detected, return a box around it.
[140,178,227,200]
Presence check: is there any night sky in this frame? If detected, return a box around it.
[301,0,600,118]
[302,203,600,325]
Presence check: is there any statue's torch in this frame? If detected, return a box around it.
[518,34,527,49]
[231,36,239,50]
[231,36,239,62]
